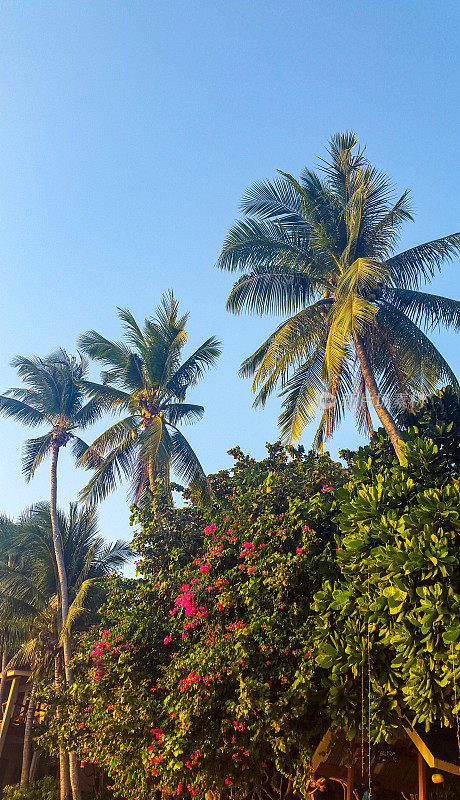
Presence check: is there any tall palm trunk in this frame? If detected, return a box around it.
[20,682,37,789]
[0,648,8,716]
[50,444,71,679]
[55,655,71,800]
[148,455,160,520]
[50,443,81,800]
[354,334,404,462]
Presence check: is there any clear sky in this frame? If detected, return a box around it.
[0,0,459,552]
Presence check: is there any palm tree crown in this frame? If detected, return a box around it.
[0,349,102,479]
[12,502,131,634]
[218,132,460,458]
[78,292,221,506]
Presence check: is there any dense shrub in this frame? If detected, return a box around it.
[313,388,460,740]
[2,778,58,800]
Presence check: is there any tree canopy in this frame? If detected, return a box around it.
[218,132,460,459]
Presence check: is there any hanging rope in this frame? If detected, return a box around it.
[361,659,365,780]
[450,642,460,759]
[367,571,371,793]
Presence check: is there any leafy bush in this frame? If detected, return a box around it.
[2,778,58,800]
[313,389,460,741]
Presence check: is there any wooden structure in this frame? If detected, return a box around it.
[0,669,99,794]
[0,669,40,789]
[312,723,460,800]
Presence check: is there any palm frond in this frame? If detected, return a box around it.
[166,337,222,396]
[0,395,46,427]
[78,416,137,467]
[243,301,330,399]
[240,177,305,223]
[385,232,460,289]
[377,301,459,392]
[383,288,460,331]
[77,379,131,411]
[117,308,146,350]
[60,579,93,640]
[278,348,326,444]
[217,217,316,274]
[73,398,104,428]
[164,403,204,425]
[137,417,163,468]
[22,433,54,480]
[79,435,137,504]
[95,540,132,572]
[78,331,131,372]
[169,427,210,503]
[226,267,320,316]
[337,257,388,298]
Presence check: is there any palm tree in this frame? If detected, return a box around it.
[217,132,460,461]
[78,292,221,511]
[0,515,23,713]
[0,502,130,795]
[0,350,103,799]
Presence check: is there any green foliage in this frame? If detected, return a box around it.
[218,132,460,448]
[42,444,344,800]
[313,390,460,741]
[1,778,58,800]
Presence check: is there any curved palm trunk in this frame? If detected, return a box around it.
[55,655,71,800]
[20,682,37,789]
[50,444,81,800]
[0,648,9,716]
[354,334,404,462]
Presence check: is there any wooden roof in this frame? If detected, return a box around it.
[312,722,460,791]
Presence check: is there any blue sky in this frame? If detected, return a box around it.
[0,0,459,551]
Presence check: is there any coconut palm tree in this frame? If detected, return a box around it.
[0,502,130,796]
[217,132,460,461]
[0,515,23,713]
[78,292,221,511]
[0,350,103,799]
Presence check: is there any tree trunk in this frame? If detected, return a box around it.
[68,754,81,800]
[50,445,72,681]
[55,655,71,800]
[0,648,9,716]
[50,444,81,800]
[20,682,37,789]
[354,334,404,462]
[148,456,160,520]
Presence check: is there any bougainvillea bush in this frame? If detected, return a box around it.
[42,444,345,800]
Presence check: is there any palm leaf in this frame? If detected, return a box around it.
[169,427,210,502]
[0,395,45,427]
[166,337,222,396]
[278,348,327,444]
[79,435,137,504]
[383,288,460,331]
[226,267,320,316]
[78,416,137,467]
[385,232,460,289]
[22,433,54,480]
[164,403,205,425]
[217,217,315,274]
[78,379,132,411]
[73,398,104,428]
